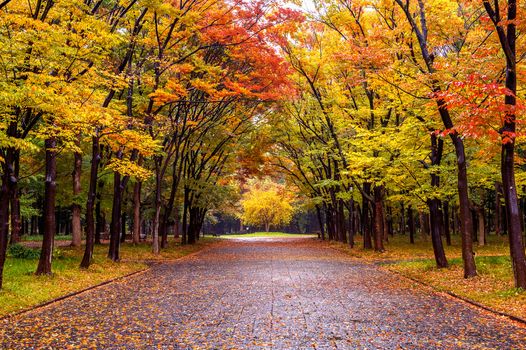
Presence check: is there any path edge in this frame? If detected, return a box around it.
[387,268,526,326]
[0,240,219,321]
[325,242,526,327]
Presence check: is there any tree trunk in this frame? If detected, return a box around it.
[9,150,20,245]
[0,147,14,288]
[81,136,100,268]
[132,181,141,244]
[181,187,189,245]
[108,171,122,261]
[120,211,127,243]
[95,188,103,245]
[428,198,448,268]
[348,199,354,248]
[338,199,347,243]
[151,168,161,254]
[443,202,451,246]
[36,137,57,275]
[71,137,82,248]
[373,186,385,252]
[476,207,485,246]
[174,206,180,239]
[408,206,415,244]
[495,182,503,235]
[315,204,324,240]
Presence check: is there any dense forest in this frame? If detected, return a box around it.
[1,0,526,294]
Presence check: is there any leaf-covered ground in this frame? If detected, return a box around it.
[0,238,214,316]
[1,237,525,349]
[329,235,526,321]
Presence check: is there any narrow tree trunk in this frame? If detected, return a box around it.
[338,199,347,243]
[476,207,485,246]
[71,137,82,248]
[81,136,100,268]
[495,182,503,235]
[373,186,385,252]
[348,199,354,247]
[36,137,57,275]
[95,189,103,244]
[399,202,405,235]
[174,206,180,239]
[120,211,127,243]
[108,171,122,261]
[8,150,20,245]
[151,168,161,254]
[181,187,189,245]
[132,181,141,244]
[428,198,448,268]
[443,202,451,246]
[315,204,324,240]
[408,205,415,244]
[0,148,13,288]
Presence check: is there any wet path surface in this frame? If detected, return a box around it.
[1,238,525,349]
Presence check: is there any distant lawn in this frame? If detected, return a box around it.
[0,238,216,317]
[21,234,73,242]
[220,232,316,239]
[330,234,525,321]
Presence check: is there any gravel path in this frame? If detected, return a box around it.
[1,237,525,349]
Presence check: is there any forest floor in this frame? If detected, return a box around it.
[0,237,216,317]
[329,234,526,321]
[1,237,525,349]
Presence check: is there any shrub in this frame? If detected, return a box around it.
[8,244,40,259]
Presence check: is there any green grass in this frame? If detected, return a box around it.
[329,233,525,320]
[0,237,216,317]
[388,254,526,320]
[220,231,317,238]
[21,234,72,241]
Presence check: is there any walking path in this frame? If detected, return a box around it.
[1,237,525,349]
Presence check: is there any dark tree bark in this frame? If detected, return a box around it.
[315,204,325,240]
[338,199,347,244]
[120,211,127,243]
[71,136,82,247]
[443,202,451,246]
[36,137,57,275]
[348,199,355,248]
[362,185,373,249]
[81,136,100,268]
[372,186,385,252]
[95,181,104,245]
[181,186,189,245]
[108,170,122,261]
[0,146,15,288]
[427,133,448,268]
[132,181,141,244]
[9,150,20,245]
[408,206,415,244]
[495,182,503,236]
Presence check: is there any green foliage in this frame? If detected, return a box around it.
[7,244,40,259]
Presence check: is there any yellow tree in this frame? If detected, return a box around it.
[241,180,294,232]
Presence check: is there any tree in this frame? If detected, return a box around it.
[241,180,294,232]
[483,0,526,288]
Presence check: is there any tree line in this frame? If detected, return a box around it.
[270,0,526,288]
[0,0,298,287]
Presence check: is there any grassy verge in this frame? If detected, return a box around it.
[330,234,525,321]
[388,256,526,320]
[220,232,316,238]
[0,238,215,317]
[21,234,73,242]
